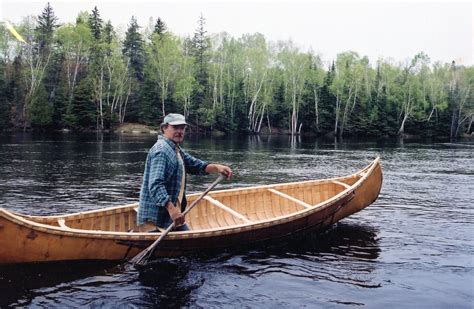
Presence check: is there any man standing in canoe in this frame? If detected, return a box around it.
[136,113,232,232]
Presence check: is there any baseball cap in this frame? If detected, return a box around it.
[162,113,188,126]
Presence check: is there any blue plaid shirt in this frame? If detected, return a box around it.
[137,135,209,227]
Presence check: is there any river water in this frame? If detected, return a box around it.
[0,132,472,308]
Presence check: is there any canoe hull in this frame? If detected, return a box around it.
[0,158,382,264]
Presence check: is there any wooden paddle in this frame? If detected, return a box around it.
[130,173,226,267]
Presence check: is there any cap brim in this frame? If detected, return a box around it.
[168,121,188,125]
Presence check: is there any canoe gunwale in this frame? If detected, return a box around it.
[0,158,381,241]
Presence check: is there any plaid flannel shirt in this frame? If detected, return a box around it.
[137,135,209,227]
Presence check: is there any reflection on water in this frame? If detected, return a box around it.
[0,261,118,307]
[137,259,200,308]
[0,133,473,307]
[2,223,380,308]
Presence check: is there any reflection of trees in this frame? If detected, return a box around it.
[289,134,301,150]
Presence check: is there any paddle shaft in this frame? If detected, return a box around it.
[131,173,226,266]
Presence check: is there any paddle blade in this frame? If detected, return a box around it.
[130,248,152,267]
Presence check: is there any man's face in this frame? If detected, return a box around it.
[163,124,187,144]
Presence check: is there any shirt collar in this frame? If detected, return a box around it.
[159,135,181,152]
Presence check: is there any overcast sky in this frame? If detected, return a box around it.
[1,0,472,66]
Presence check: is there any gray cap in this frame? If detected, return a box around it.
[162,113,188,126]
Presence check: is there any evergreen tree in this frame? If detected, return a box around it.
[35,2,58,56]
[154,17,167,37]
[122,16,145,81]
[122,16,145,122]
[86,5,105,106]
[138,75,161,124]
[88,6,102,41]
[28,83,53,127]
[68,78,96,129]
[103,21,114,44]
[52,79,68,128]
[318,62,336,134]
[0,60,11,129]
[11,56,26,128]
[43,52,64,126]
[234,80,249,132]
[37,3,62,123]
[270,81,288,131]
[191,14,210,108]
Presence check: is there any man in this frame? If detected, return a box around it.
[137,113,232,232]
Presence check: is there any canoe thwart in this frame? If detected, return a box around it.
[267,188,312,209]
[332,180,351,189]
[203,196,252,223]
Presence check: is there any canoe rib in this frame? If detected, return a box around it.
[57,218,71,229]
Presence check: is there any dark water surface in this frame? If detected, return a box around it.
[0,133,472,308]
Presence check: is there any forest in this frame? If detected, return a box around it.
[0,3,472,138]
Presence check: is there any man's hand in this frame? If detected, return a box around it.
[166,201,185,226]
[206,163,233,179]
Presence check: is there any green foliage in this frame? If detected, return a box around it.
[0,4,472,137]
[52,80,68,127]
[123,16,145,81]
[191,14,210,107]
[0,61,11,129]
[28,84,53,127]
[154,18,167,37]
[103,21,114,46]
[35,2,58,55]
[89,6,102,41]
[67,78,96,129]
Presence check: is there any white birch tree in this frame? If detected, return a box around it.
[147,32,181,116]
[277,41,309,135]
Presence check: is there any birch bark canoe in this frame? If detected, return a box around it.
[0,157,382,265]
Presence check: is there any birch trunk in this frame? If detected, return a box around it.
[314,88,319,130]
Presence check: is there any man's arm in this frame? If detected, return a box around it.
[165,201,185,226]
[205,163,233,179]
[147,151,171,207]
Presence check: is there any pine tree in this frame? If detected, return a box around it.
[139,70,161,124]
[36,2,58,56]
[121,17,145,123]
[154,17,167,37]
[103,21,114,45]
[122,16,145,81]
[43,52,63,125]
[69,78,96,129]
[52,79,68,128]
[0,60,11,129]
[11,56,26,128]
[28,83,53,127]
[37,3,61,123]
[89,6,102,41]
[318,62,336,134]
[191,14,210,108]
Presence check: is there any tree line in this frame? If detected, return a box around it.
[0,3,472,137]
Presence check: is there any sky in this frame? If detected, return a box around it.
[1,0,473,66]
